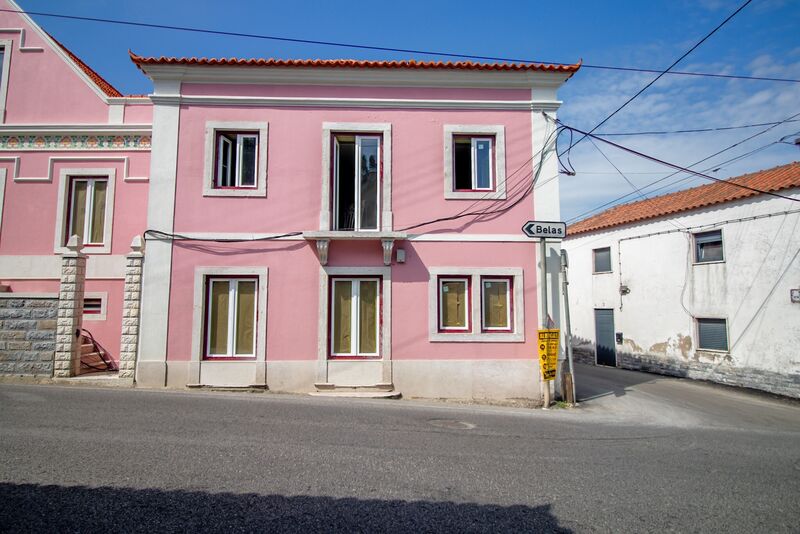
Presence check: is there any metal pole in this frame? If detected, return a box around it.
[540,238,550,409]
[561,249,578,405]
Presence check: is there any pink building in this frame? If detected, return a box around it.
[0,1,151,378]
[0,1,579,400]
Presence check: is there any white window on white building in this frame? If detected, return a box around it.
[694,230,724,263]
[593,247,612,273]
[696,318,729,352]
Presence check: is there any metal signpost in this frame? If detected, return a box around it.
[522,220,569,408]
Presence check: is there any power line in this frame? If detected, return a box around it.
[557,120,800,203]
[5,6,799,84]
[596,119,800,137]
[561,0,754,155]
[563,111,800,222]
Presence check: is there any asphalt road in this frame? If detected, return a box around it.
[1,364,798,533]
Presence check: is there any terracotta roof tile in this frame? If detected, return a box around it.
[129,52,581,75]
[568,161,800,236]
[48,33,123,98]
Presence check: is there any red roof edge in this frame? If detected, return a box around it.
[128,50,582,75]
[567,161,800,237]
[48,33,123,98]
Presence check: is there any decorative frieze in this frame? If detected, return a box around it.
[0,134,151,151]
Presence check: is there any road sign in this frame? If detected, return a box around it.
[538,329,560,381]
[522,220,566,240]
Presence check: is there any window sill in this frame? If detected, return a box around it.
[303,230,407,241]
[202,187,266,198]
[429,331,524,343]
[592,271,613,275]
[692,260,726,266]
[444,189,506,200]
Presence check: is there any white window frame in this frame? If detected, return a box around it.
[82,291,108,321]
[0,40,12,123]
[191,267,268,366]
[54,168,116,254]
[695,317,730,353]
[329,277,381,357]
[203,121,268,197]
[204,277,258,358]
[593,246,613,274]
[321,123,393,232]
[215,133,259,189]
[480,277,512,332]
[444,124,506,200]
[693,229,725,264]
[453,136,495,192]
[67,178,107,246]
[332,134,381,232]
[428,267,524,342]
[437,276,470,332]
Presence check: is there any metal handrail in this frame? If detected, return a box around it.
[76,327,118,372]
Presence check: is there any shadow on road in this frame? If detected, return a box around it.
[0,482,572,533]
[574,362,658,403]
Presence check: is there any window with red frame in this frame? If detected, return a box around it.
[204,277,257,358]
[481,277,512,332]
[453,136,493,191]
[66,177,108,246]
[330,277,380,357]
[438,276,470,332]
[215,132,258,188]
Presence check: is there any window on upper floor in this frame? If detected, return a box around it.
[215,132,258,189]
[67,177,108,246]
[204,277,257,359]
[333,134,381,231]
[694,230,724,263]
[697,318,728,352]
[454,136,494,191]
[593,247,612,273]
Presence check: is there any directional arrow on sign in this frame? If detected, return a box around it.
[522,220,567,240]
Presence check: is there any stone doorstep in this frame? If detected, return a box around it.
[314,382,394,392]
[53,372,134,388]
[185,384,268,393]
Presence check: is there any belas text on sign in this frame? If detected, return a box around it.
[522,220,567,239]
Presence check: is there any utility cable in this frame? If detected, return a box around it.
[5,5,798,83]
[560,0,754,155]
[596,118,800,137]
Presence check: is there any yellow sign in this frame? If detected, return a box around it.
[538,329,560,381]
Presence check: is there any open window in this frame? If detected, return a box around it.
[66,177,108,246]
[330,277,381,357]
[454,136,494,191]
[333,134,381,231]
[694,230,723,263]
[216,132,258,188]
[204,277,257,359]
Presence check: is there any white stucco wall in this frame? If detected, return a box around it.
[563,188,800,397]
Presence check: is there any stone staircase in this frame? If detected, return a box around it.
[78,329,117,375]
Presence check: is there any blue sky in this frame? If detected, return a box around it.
[17,0,800,221]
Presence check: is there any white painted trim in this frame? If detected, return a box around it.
[0,156,18,179]
[137,99,180,386]
[443,124,507,200]
[0,124,151,134]
[202,121,268,197]
[317,266,392,385]
[82,291,108,321]
[0,292,57,298]
[0,255,126,279]
[321,122,392,231]
[139,63,575,89]
[150,94,562,111]
[157,231,541,243]
[428,267,524,342]
[107,97,151,105]
[0,28,43,52]
[0,168,5,236]
[190,266,269,385]
[107,105,124,125]
[12,156,146,183]
[0,39,12,123]
[53,168,116,255]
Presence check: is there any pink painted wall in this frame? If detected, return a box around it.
[0,153,150,255]
[173,103,532,235]
[168,86,539,364]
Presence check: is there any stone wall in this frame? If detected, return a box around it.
[0,295,58,376]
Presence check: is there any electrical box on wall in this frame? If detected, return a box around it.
[791,288,800,304]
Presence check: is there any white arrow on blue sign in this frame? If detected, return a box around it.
[522,220,567,239]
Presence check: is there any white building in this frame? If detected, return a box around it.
[563,162,800,398]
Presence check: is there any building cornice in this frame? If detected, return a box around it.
[0,124,152,135]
